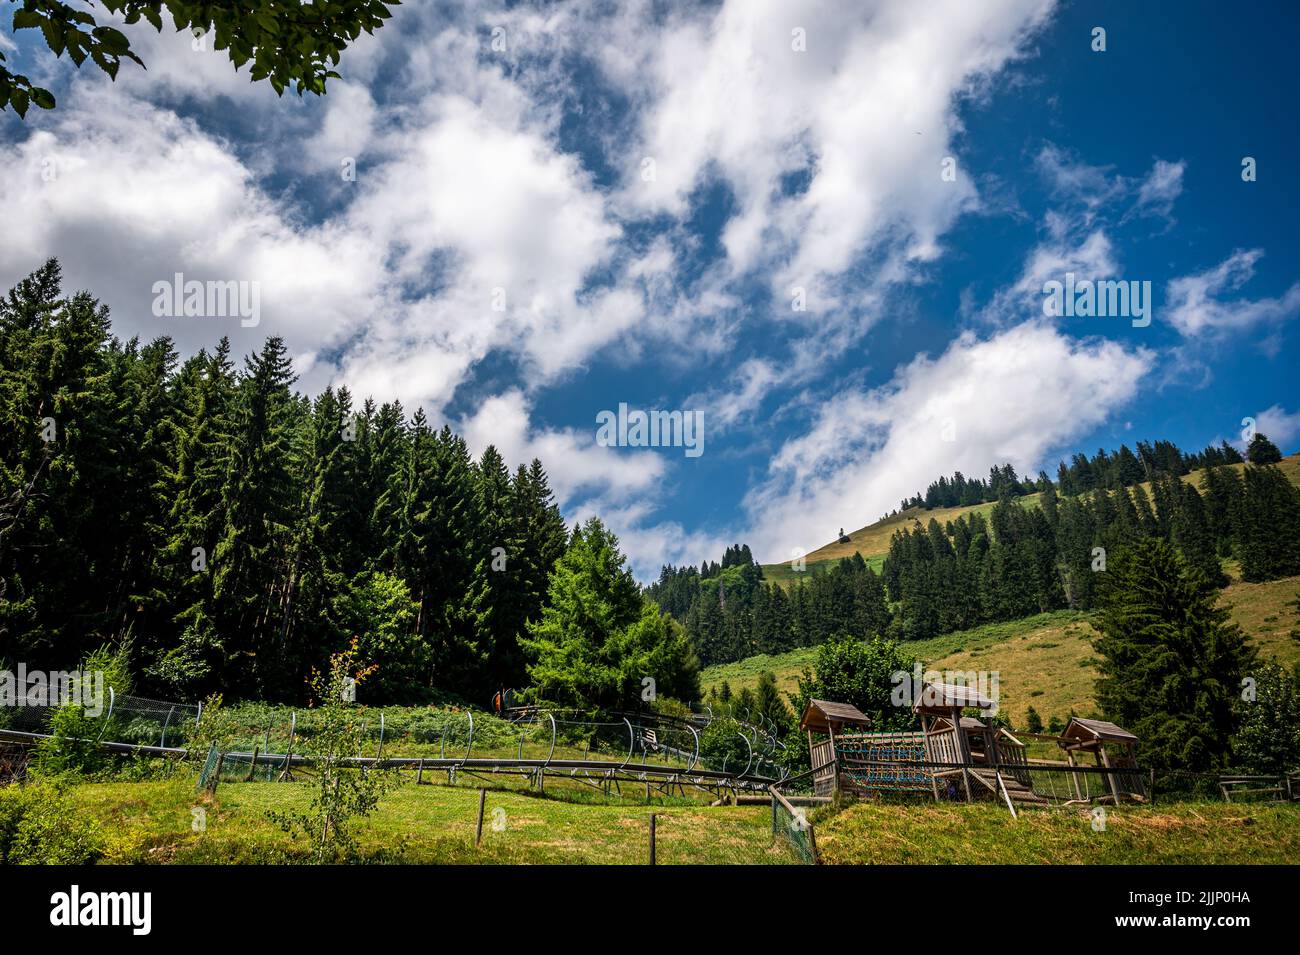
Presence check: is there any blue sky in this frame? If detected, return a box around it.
[2,0,1297,579]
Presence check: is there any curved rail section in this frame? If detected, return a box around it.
[0,692,791,793]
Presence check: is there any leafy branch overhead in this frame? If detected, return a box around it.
[1,0,399,117]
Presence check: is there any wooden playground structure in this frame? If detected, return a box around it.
[800,686,1151,814]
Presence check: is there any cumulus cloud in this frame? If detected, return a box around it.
[980,227,1119,322]
[1164,249,1300,338]
[0,87,387,370]
[1253,405,1300,451]
[739,321,1153,562]
[458,390,666,504]
[617,0,1057,301]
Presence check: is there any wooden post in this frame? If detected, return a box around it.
[209,751,224,794]
[953,708,972,803]
[416,758,424,785]
[278,720,295,782]
[922,715,940,802]
[475,788,486,845]
[1099,744,1121,803]
[648,813,656,865]
[827,723,838,793]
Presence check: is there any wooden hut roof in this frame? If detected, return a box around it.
[1060,717,1137,744]
[913,681,996,713]
[799,699,871,733]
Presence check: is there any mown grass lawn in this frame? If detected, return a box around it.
[813,800,1300,865]
[60,778,794,865]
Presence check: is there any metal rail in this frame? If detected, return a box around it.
[0,727,778,789]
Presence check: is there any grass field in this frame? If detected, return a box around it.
[41,775,1299,865]
[56,777,793,865]
[701,574,1300,724]
[813,800,1300,864]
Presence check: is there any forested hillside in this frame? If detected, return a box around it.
[897,439,1245,512]
[651,449,1300,668]
[1,260,575,704]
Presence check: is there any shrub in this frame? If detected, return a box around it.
[266,641,396,862]
[32,642,133,779]
[0,782,105,864]
[698,718,754,775]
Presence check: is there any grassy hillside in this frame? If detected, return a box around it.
[813,801,1300,865]
[56,778,793,865]
[36,776,1299,866]
[761,452,1300,579]
[701,573,1300,726]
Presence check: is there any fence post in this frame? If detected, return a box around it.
[208,751,224,794]
[278,712,296,782]
[648,813,656,865]
[245,746,259,783]
[475,788,486,846]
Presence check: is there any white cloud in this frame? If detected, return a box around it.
[1035,144,1125,215]
[458,390,665,504]
[973,149,1189,326]
[617,0,1057,300]
[1254,405,1300,450]
[739,321,1152,562]
[0,88,387,372]
[1135,158,1185,215]
[303,82,377,170]
[1034,146,1183,222]
[975,227,1118,324]
[1165,249,1300,338]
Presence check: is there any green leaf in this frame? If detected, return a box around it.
[92,26,132,57]
[12,10,43,31]
[31,87,56,110]
[91,49,119,81]
[40,19,66,57]
[11,88,29,118]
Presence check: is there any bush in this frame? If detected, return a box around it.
[32,642,133,779]
[0,782,105,864]
[1233,661,1300,774]
[698,718,754,774]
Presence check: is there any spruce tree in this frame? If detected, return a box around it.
[1235,465,1300,581]
[1246,432,1283,465]
[1093,539,1254,772]
[211,337,299,696]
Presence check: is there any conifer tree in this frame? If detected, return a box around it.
[1093,539,1254,772]
[1246,432,1283,465]
[1235,465,1300,582]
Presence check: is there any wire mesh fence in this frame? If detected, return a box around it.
[771,789,818,864]
[110,694,201,749]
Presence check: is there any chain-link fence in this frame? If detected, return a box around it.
[771,789,818,864]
